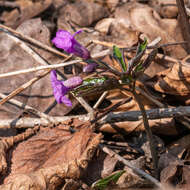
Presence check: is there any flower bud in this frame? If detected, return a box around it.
[83,63,97,73]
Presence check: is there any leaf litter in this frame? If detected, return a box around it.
[1,0,190,189]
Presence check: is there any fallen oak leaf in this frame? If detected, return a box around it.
[0,126,39,176]
[148,62,190,96]
[1,126,102,190]
[0,0,52,28]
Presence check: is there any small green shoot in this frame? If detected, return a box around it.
[91,170,125,190]
[113,46,127,72]
[136,38,148,56]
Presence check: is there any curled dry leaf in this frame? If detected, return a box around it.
[0,126,39,176]
[0,0,52,28]
[158,134,190,187]
[113,2,186,59]
[0,123,102,190]
[58,0,108,27]
[82,150,118,185]
[117,157,152,189]
[149,0,178,18]
[148,63,190,96]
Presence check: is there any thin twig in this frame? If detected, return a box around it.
[92,39,181,63]
[91,97,133,124]
[0,70,50,106]
[0,49,112,79]
[99,144,163,188]
[0,24,68,58]
[92,39,187,51]
[99,105,190,124]
[93,91,108,109]
[0,93,55,122]
[0,59,82,79]
[1,104,190,129]
[135,87,165,108]
[133,90,159,179]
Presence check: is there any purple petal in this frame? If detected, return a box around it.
[52,29,90,60]
[50,70,58,82]
[50,70,70,105]
[52,37,72,52]
[56,30,73,38]
[63,76,83,88]
[83,63,97,73]
[62,95,72,107]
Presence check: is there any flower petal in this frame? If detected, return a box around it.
[83,63,97,73]
[56,30,72,38]
[52,37,72,52]
[62,95,72,107]
[52,29,90,60]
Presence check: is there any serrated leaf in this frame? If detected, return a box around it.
[113,46,127,72]
[92,170,125,190]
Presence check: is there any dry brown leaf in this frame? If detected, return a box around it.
[57,0,108,27]
[98,87,177,135]
[158,134,190,187]
[0,127,39,176]
[0,0,52,28]
[149,0,178,18]
[1,124,102,190]
[116,158,152,188]
[148,62,190,96]
[82,150,118,185]
[113,2,186,59]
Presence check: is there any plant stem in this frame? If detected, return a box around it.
[133,90,159,179]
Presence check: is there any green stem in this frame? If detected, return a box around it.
[133,90,159,179]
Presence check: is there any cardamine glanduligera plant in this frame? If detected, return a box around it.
[51,29,159,178]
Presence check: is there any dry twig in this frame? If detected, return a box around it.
[99,144,163,189]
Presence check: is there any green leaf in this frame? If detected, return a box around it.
[92,170,125,190]
[136,38,148,56]
[71,76,119,96]
[135,62,143,72]
[113,45,127,72]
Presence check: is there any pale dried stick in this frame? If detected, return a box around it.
[0,23,68,58]
[135,87,165,108]
[0,115,90,129]
[0,93,55,122]
[92,39,180,63]
[99,144,163,189]
[93,91,108,109]
[0,70,50,106]
[0,59,82,79]
[0,49,111,79]
[0,105,189,129]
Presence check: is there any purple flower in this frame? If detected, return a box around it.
[52,30,90,60]
[50,70,82,106]
[83,63,98,73]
